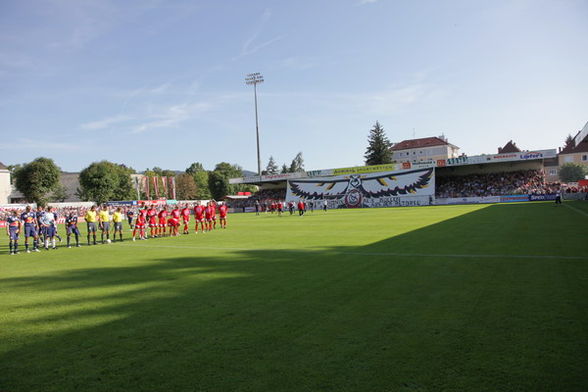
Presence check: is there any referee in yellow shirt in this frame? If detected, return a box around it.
[112,207,124,242]
[98,205,111,244]
[84,205,98,245]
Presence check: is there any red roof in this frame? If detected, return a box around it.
[497,140,521,153]
[560,131,588,154]
[391,136,455,151]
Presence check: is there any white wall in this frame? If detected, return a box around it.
[0,170,11,204]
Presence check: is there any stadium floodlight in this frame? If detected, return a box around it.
[245,72,264,177]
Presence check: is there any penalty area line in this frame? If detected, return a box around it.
[116,243,588,260]
[564,203,588,218]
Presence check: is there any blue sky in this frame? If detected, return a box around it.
[1,0,587,173]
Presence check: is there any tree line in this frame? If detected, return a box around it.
[6,122,396,206]
[8,159,256,206]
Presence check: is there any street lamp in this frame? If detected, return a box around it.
[245,72,264,177]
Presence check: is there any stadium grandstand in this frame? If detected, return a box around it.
[228,139,587,210]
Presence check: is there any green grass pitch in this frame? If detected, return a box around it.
[1,201,587,391]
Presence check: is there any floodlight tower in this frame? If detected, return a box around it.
[245,72,264,177]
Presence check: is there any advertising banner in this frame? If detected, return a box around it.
[528,194,558,201]
[0,203,35,210]
[563,192,588,201]
[435,196,501,205]
[287,168,434,208]
[105,201,138,206]
[500,195,529,203]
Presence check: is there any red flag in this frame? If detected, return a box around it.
[153,176,159,198]
[144,176,150,199]
[170,177,176,200]
[161,176,168,198]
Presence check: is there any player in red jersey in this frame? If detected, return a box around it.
[147,205,158,237]
[298,200,305,216]
[181,204,191,234]
[204,203,214,231]
[132,211,146,241]
[157,207,168,237]
[218,202,228,229]
[210,201,217,230]
[277,201,283,216]
[170,205,181,236]
[193,203,206,233]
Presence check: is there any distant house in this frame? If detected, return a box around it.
[544,121,588,182]
[390,136,460,163]
[7,171,84,204]
[497,140,521,153]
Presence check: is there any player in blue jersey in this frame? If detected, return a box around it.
[6,210,21,255]
[35,205,45,244]
[65,210,81,248]
[52,208,63,242]
[20,206,40,253]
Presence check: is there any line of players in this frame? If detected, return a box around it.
[5,201,228,255]
[5,205,67,254]
[130,201,228,241]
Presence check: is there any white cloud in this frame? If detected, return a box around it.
[80,115,132,130]
[132,102,213,134]
[234,8,283,60]
[0,138,79,151]
[275,56,318,71]
[358,0,380,4]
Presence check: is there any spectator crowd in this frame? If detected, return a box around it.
[435,170,562,198]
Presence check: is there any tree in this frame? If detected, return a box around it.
[208,171,229,200]
[185,162,211,199]
[214,162,243,179]
[281,164,289,174]
[79,161,134,204]
[265,156,279,175]
[51,183,68,202]
[289,152,305,173]
[364,121,393,165]
[559,163,587,183]
[193,171,211,200]
[186,162,205,175]
[175,173,198,200]
[114,165,135,201]
[7,164,23,184]
[564,134,575,149]
[14,157,61,206]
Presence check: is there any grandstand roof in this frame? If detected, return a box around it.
[497,140,521,153]
[391,136,458,151]
[560,130,588,154]
[0,162,7,170]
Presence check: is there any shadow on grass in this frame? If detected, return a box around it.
[1,203,587,392]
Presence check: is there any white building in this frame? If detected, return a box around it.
[391,136,460,163]
[0,162,12,204]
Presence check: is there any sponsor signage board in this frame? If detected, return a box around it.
[528,194,558,201]
[500,195,529,203]
[435,196,501,205]
[105,200,138,206]
[437,149,557,168]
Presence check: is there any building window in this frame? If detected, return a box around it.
[549,169,557,176]
[583,155,587,161]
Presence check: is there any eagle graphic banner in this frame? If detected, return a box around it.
[286,168,435,208]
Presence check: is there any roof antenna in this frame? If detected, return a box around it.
[412,128,416,138]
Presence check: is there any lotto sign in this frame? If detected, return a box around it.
[286,168,435,208]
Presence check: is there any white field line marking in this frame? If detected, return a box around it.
[117,243,588,260]
[564,203,588,217]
